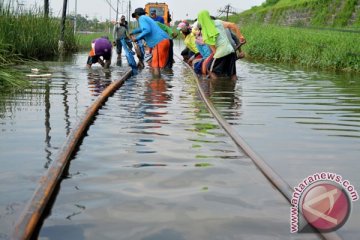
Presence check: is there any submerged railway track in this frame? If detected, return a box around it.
[12,57,342,240]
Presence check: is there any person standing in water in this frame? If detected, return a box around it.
[113,15,131,65]
[197,10,245,80]
[130,8,170,77]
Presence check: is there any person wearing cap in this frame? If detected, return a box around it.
[113,15,130,64]
[177,21,199,64]
[197,10,245,80]
[130,7,170,76]
[86,36,112,69]
[150,9,165,24]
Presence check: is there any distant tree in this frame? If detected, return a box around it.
[68,14,108,32]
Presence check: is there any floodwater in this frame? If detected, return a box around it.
[0,47,359,239]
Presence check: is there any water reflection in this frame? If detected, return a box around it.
[209,78,239,105]
[144,78,171,114]
[62,72,71,136]
[44,75,52,169]
[131,76,173,153]
[273,69,360,138]
[87,69,112,96]
[141,228,185,240]
[199,77,242,122]
[40,224,90,240]
[1,51,360,239]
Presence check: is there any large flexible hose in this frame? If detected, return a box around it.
[12,69,133,240]
[178,55,342,240]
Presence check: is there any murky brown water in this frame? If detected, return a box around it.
[0,48,359,239]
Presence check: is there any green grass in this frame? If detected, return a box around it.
[237,0,359,29]
[271,0,317,8]
[0,8,77,59]
[0,43,29,88]
[241,24,360,72]
[229,0,360,72]
[0,3,77,88]
[333,0,358,26]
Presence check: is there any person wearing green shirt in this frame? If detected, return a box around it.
[198,10,244,80]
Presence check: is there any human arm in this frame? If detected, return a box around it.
[134,17,151,41]
[157,22,173,37]
[222,21,244,42]
[131,27,142,35]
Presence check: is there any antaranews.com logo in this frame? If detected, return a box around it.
[290,172,359,233]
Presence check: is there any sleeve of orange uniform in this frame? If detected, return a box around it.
[89,48,95,57]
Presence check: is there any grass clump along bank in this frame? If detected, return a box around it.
[0,3,77,87]
[241,24,360,72]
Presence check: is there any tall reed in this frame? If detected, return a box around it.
[0,3,77,87]
[0,4,77,59]
[0,42,28,87]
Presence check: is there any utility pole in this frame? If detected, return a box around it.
[15,0,24,15]
[74,0,77,34]
[59,0,68,54]
[121,0,124,16]
[128,0,131,28]
[44,0,49,18]
[218,4,237,21]
[109,0,112,34]
[116,0,119,22]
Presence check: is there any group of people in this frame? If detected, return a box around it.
[177,10,246,80]
[86,8,245,80]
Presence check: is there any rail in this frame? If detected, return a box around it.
[177,54,342,240]
[12,69,133,240]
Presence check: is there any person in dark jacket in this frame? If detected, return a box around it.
[113,15,131,63]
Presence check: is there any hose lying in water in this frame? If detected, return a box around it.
[12,69,133,240]
[177,55,342,240]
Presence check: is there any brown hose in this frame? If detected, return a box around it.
[178,55,342,240]
[12,69,133,240]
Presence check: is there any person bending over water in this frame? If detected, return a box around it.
[86,36,112,69]
[197,10,245,80]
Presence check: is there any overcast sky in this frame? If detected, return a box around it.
[21,0,265,21]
